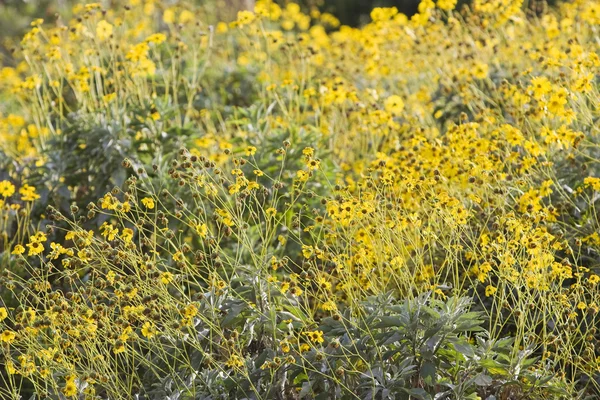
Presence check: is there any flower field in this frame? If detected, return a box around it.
[1,0,600,398]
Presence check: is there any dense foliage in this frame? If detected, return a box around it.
[1,0,600,398]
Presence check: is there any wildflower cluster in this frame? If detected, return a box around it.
[1,0,600,398]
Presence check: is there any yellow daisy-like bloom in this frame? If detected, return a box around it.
[321,300,337,311]
[121,228,134,243]
[304,330,324,344]
[384,95,404,116]
[0,180,15,197]
[141,322,156,339]
[141,197,155,209]
[485,285,497,297]
[1,330,16,343]
[225,354,244,368]
[63,378,77,397]
[101,193,117,210]
[472,62,489,80]
[26,241,44,256]
[121,201,131,212]
[299,343,310,353]
[100,222,119,241]
[19,184,40,201]
[195,223,208,238]
[529,76,552,99]
[0,307,7,321]
[172,251,184,262]
[113,341,126,354]
[96,20,113,41]
[160,271,174,284]
[11,245,25,255]
[5,361,16,375]
[235,10,256,27]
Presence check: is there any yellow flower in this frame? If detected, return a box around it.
[195,223,208,238]
[304,330,324,344]
[160,272,174,284]
[106,271,116,285]
[1,330,16,343]
[529,76,552,99]
[437,0,457,10]
[306,158,321,170]
[19,184,40,201]
[31,231,47,243]
[11,245,25,255]
[0,181,15,197]
[321,300,337,311]
[0,307,7,321]
[113,341,126,354]
[77,248,91,262]
[299,343,310,353]
[173,251,184,262]
[246,146,257,156]
[26,241,44,256]
[384,95,404,116]
[485,285,497,297]
[302,147,315,157]
[316,276,332,291]
[183,304,198,318]
[236,10,256,26]
[96,20,113,41]
[472,62,489,79]
[145,33,167,45]
[102,92,117,103]
[584,177,600,192]
[63,380,77,397]
[141,197,155,209]
[5,361,16,375]
[225,354,244,368]
[119,326,133,341]
[100,222,118,241]
[247,181,260,190]
[141,321,156,339]
[101,193,117,210]
[290,286,303,296]
[163,8,176,24]
[179,10,195,24]
[302,245,314,259]
[121,228,134,243]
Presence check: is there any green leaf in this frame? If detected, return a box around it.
[474,374,493,386]
[293,372,308,386]
[221,303,246,327]
[403,388,432,400]
[374,315,404,328]
[421,361,437,385]
[452,341,475,359]
[480,359,509,376]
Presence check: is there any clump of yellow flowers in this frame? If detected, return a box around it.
[1,0,600,398]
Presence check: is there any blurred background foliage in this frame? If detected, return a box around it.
[0,0,562,46]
